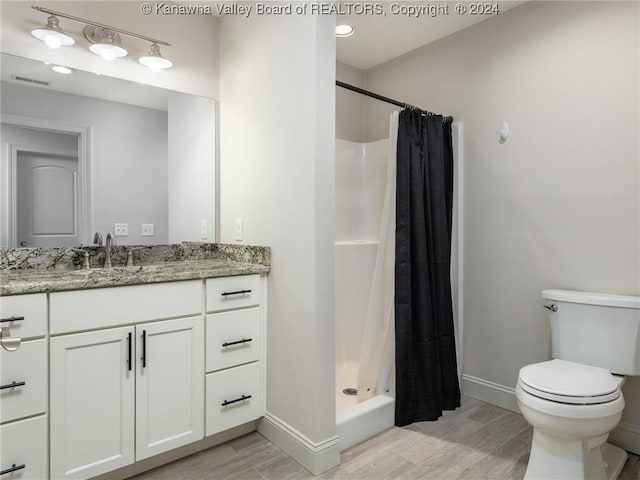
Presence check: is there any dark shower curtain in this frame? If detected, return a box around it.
[395,108,460,426]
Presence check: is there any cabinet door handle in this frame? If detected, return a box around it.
[1,464,26,475]
[222,338,253,348]
[127,332,132,371]
[0,381,26,390]
[0,316,24,323]
[221,394,252,407]
[141,330,147,368]
[221,289,252,297]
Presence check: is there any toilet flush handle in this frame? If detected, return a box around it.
[543,304,558,313]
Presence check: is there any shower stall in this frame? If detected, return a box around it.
[334,120,462,452]
[335,137,395,451]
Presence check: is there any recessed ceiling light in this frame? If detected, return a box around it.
[52,65,72,74]
[336,24,354,38]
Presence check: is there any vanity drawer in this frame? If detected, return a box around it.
[0,415,47,480]
[50,280,203,334]
[0,294,47,339]
[0,339,47,423]
[206,275,260,312]
[206,308,261,372]
[206,362,262,436]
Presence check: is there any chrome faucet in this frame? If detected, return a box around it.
[105,233,114,268]
[93,232,103,246]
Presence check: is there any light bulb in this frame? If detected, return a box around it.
[45,34,62,49]
[101,49,116,61]
[148,61,161,72]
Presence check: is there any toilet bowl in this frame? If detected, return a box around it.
[517,290,640,480]
[516,359,627,480]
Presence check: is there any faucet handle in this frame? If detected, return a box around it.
[126,247,144,267]
[70,248,91,270]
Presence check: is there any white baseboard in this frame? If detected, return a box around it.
[257,412,340,475]
[461,374,640,456]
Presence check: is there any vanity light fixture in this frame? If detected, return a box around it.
[138,43,173,71]
[85,27,128,61]
[31,14,75,48]
[31,6,173,71]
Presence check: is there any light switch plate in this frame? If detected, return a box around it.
[141,224,154,236]
[234,218,243,241]
[200,220,208,240]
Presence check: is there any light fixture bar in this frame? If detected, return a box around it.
[32,5,170,46]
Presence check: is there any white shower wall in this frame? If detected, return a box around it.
[335,138,395,451]
[335,140,389,242]
[335,138,389,376]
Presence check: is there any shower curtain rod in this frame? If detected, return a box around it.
[336,80,453,122]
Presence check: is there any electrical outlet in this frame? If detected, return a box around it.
[200,220,208,240]
[114,223,128,236]
[141,224,154,236]
[234,218,243,241]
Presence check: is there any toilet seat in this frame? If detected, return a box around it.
[519,359,623,405]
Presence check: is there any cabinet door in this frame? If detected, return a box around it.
[135,316,204,461]
[50,327,135,480]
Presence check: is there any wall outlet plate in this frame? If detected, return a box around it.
[114,223,128,236]
[141,224,154,236]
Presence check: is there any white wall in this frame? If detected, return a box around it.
[167,92,216,243]
[0,1,219,99]
[1,81,169,245]
[219,11,337,471]
[363,1,640,427]
[336,62,366,142]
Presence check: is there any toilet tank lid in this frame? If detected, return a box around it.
[542,289,640,309]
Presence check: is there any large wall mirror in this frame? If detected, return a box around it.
[0,52,217,248]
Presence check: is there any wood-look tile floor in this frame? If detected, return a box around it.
[131,396,640,480]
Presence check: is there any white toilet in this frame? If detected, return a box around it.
[516,289,640,480]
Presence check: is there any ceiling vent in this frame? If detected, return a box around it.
[11,75,50,86]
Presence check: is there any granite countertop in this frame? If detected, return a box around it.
[0,259,270,296]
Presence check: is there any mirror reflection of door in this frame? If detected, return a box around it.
[17,152,79,247]
[0,123,80,248]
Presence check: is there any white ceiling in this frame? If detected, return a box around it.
[336,1,526,70]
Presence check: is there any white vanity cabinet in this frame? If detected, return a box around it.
[1,268,267,480]
[205,274,265,436]
[49,281,204,480]
[0,293,48,480]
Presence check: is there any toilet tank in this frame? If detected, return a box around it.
[542,289,640,375]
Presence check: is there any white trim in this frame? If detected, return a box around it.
[9,143,79,246]
[1,113,92,246]
[452,122,464,385]
[461,374,640,455]
[257,412,340,475]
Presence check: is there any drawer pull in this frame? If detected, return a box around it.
[0,381,26,390]
[221,394,252,407]
[221,289,252,297]
[0,316,24,323]
[222,338,253,348]
[1,464,26,475]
